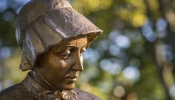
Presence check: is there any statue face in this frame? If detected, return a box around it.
[37,36,87,90]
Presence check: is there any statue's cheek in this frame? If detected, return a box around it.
[60,60,67,68]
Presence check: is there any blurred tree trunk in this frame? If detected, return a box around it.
[144,0,175,99]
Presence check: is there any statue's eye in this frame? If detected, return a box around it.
[60,50,71,59]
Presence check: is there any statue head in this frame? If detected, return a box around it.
[16,0,102,90]
[36,35,87,90]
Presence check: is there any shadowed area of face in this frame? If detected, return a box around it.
[36,35,87,90]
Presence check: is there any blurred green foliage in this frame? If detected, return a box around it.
[1,0,175,100]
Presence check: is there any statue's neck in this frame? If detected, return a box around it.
[22,70,77,100]
[29,69,57,91]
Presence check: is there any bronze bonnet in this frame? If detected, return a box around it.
[16,0,102,71]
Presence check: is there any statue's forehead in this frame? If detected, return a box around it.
[53,36,88,50]
[67,37,87,47]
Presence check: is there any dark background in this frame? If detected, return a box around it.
[0,0,175,99]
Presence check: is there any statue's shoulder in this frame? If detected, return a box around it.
[73,88,101,100]
[0,83,34,100]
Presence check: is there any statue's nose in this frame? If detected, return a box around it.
[72,52,84,71]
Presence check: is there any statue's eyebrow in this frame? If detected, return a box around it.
[66,45,76,48]
[53,44,87,54]
[53,46,69,54]
[66,44,87,48]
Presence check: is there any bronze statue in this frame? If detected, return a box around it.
[0,0,102,100]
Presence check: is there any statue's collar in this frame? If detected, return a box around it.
[22,71,77,100]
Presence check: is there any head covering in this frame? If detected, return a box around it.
[16,0,102,71]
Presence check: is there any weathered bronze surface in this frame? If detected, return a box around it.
[0,0,102,100]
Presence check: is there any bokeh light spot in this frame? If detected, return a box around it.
[83,48,100,64]
[123,66,140,81]
[0,47,11,59]
[156,18,167,31]
[170,85,175,98]
[109,31,120,40]
[100,59,122,74]
[98,40,109,51]
[109,45,121,56]
[115,35,131,48]
[142,22,156,42]
[0,81,2,91]
[113,86,125,97]
[0,0,7,12]
[3,11,15,22]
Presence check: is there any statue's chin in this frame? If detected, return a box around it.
[56,82,76,90]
